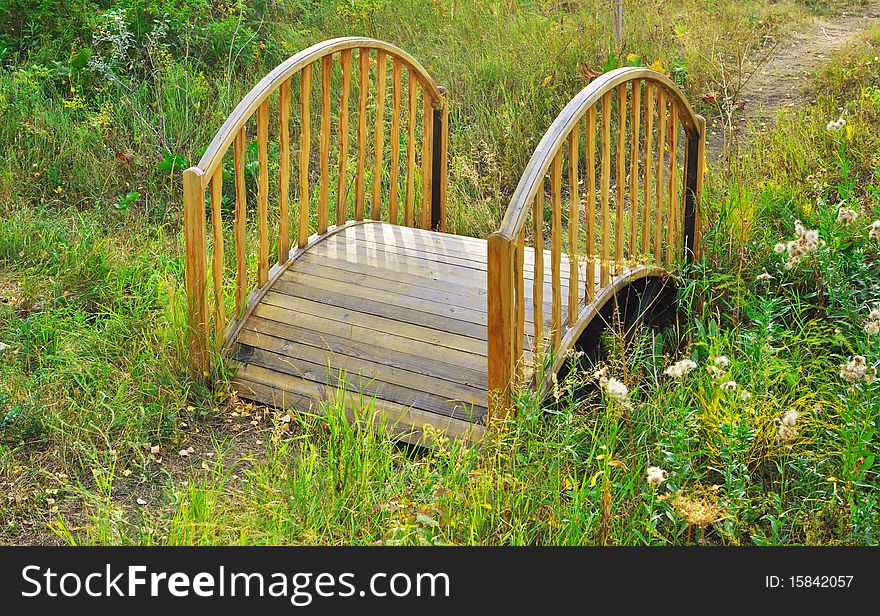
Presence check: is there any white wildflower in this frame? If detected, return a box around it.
[740,390,752,402]
[869,220,880,241]
[826,117,846,132]
[706,364,726,380]
[836,203,858,225]
[840,355,877,384]
[777,423,798,441]
[756,270,774,283]
[777,219,820,270]
[781,410,799,427]
[720,380,737,392]
[603,377,629,401]
[646,466,666,487]
[663,358,697,378]
[773,242,787,254]
[713,356,730,369]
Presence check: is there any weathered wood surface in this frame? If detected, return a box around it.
[229,221,612,445]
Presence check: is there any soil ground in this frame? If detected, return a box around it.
[708,3,880,159]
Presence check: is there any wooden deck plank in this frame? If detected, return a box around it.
[251,301,488,370]
[322,228,594,281]
[272,277,488,339]
[236,344,485,422]
[232,364,485,446]
[229,221,630,445]
[242,315,489,389]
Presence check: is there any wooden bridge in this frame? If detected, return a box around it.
[182,37,705,446]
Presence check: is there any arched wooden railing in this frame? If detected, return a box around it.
[487,68,706,419]
[183,37,449,371]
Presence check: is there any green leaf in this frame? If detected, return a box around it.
[71,48,90,71]
[157,151,188,175]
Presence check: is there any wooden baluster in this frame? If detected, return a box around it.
[420,90,434,229]
[435,97,448,231]
[210,168,225,344]
[568,123,580,326]
[551,151,562,349]
[298,64,312,248]
[692,115,706,260]
[277,78,291,263]
[628,81,641,258]
[336,49,352,226]
[405,73,417,227]
[319,56,331,234]
[615,83,626,272]
[666,100,679,265]
[233,127,247,318]
[257,99,269,287]
[371,51,387,220]
[681,116,691,259]
[642,83,654,255]
[355,48,369,220]
[514,227,525,383]
[533,182,544,359]
[600,91,611,287]
[389,59,402,225]
[586,106,596,301]
[654,89,666,263]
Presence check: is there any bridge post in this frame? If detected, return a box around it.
[683,115,706,262]
[487,233,515,421]
[183,167,210,374]
[431,87,449,232]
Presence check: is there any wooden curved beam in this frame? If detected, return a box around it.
[494,67,702,243]
[536,266,670,396]
[191,37,445,183]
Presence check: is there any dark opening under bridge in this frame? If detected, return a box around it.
[182,37,706,446]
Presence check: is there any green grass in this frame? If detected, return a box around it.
[1,0,878,545]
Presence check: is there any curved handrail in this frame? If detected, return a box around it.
[182,37,450,373]
[192,36,445,182]
[494,67,701,243]
[486,67,706,420]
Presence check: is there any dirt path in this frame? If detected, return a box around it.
[709,4,880,159]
